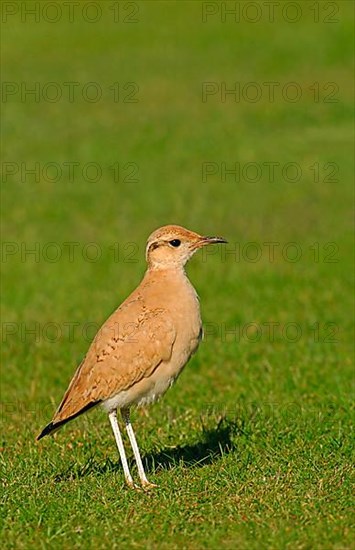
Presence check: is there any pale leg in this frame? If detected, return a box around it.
[108,410,136,488]
[121,408,157,489]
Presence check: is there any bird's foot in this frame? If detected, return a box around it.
[141,479,158,490]
[125,478,141,490]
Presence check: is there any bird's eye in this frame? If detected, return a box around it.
[169,239,181,248]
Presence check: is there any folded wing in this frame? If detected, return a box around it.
[37,305,176,439]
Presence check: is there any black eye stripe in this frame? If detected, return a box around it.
[169,239,181,247]
[149,242,160,252]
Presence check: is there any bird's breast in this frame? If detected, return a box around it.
[169,277,201,347]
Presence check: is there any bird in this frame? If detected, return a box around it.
[37,224,227,488]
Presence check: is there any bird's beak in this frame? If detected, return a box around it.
[194,235,228,248]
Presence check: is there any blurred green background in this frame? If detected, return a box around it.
[1,1,354,548]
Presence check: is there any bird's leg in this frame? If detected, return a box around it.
[121,408,157,489]
[108,410,138,489]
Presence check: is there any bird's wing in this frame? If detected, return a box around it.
[52,305,176,424]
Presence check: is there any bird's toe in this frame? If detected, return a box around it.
[125,479,141,490]
[141,479,158,490]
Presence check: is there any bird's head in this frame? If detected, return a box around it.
[145,224,227,270]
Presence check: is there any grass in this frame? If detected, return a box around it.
[1,1,354,548]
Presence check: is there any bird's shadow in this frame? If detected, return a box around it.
[54,417,237,482]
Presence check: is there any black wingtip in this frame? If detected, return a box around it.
[37,422,58,441]
[36,401,100,441]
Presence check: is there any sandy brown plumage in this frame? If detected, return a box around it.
[37,225,227,488]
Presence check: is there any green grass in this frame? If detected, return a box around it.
[1,1,354,548]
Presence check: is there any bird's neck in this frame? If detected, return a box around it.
[143,265,197,291]
[145,264,187,278]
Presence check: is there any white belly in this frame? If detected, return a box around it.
[102,370,176,411]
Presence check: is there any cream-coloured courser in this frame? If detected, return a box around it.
[37,225,227,488]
